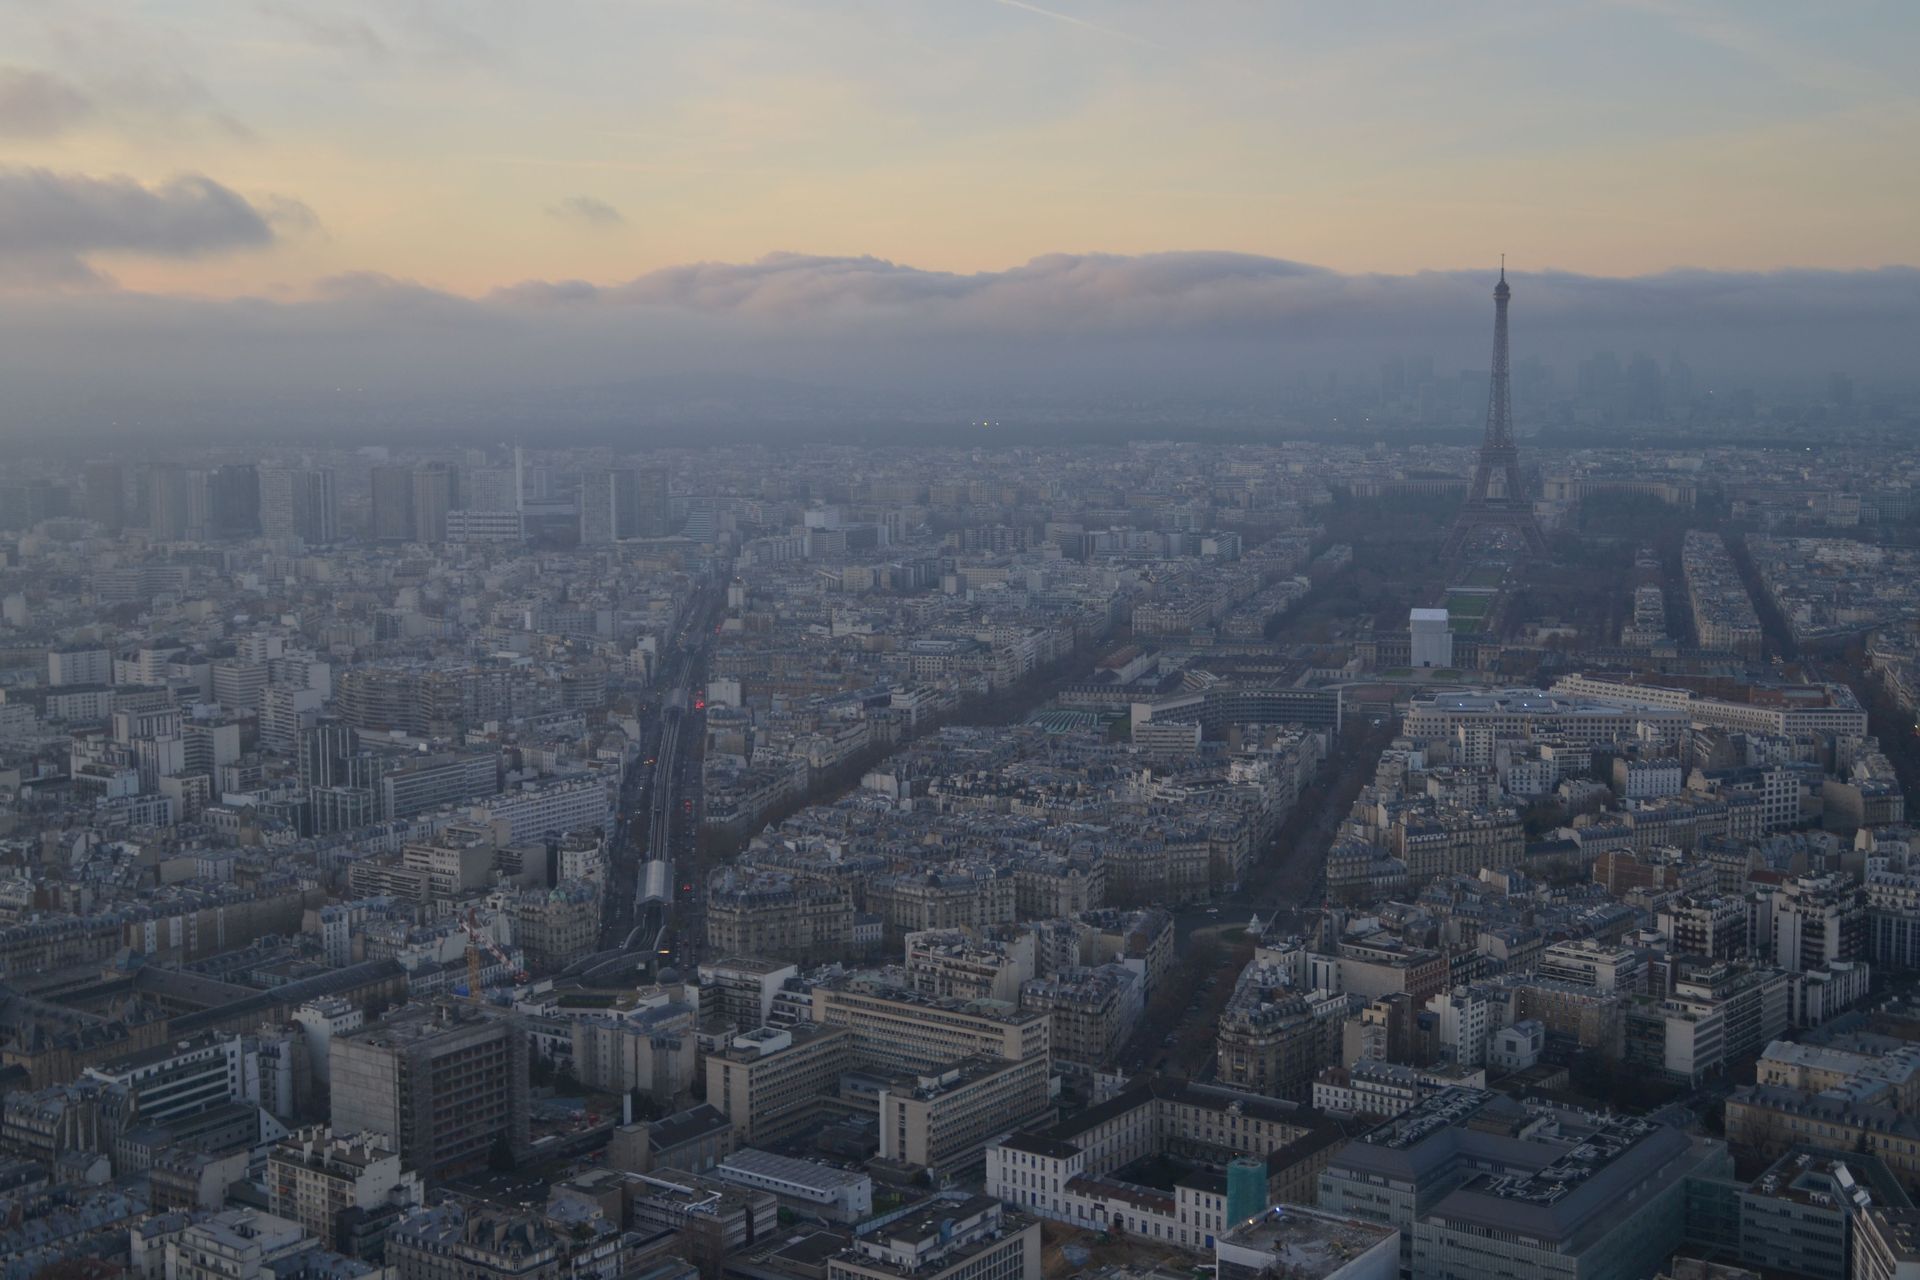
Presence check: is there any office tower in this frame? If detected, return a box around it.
[330,1004,530,1172]
[300,719,380,791]
[299,718,382,834]
[260,467,339,544]
[611,467,641,537]
[513,446,526,511]
[185,468,213,538]
[463,468,518,512]
[411,465,457,543]
[578,467,637,544]
[299,719,362,790]
[84,461,126,531]
[638,466,670,536]
[264,468,301,545]
[369,467,414,541]
[209,464,261,538]
[0,482,69,530]
[148,466,194,539]
[578,470,611,544]
[1442,262,1546,560]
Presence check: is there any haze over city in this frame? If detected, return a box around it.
[1,1,1918,436]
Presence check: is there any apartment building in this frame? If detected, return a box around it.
[1019,965,1141,1069]
[387,1204,559,1280]
[1625,962,1790,1083]
[266,1125,421,1259]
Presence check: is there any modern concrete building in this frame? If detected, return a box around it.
[1624,961,1791,1084]
[826,1196,1039,1280]
[704,1024,853,1145]
[1855,1204,1920,1280]
[1318,1088,1733,1280]
[713,1148,873,1223]
[330,1003,529,1173]
[1215,1206,1399,1280]
[606,1102,734,1176]
[877,1054,1053,1177]
[1736,1145,1909,1280]
[1409,608,1452,670]
[811,978,1050,1073]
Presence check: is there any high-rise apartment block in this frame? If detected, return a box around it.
[330,1004,530,1173]
[370,467,415,541]
[261,467,339,543]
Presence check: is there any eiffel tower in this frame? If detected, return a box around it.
[1442,261,1547,560]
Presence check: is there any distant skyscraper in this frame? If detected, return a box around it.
[411,465,458,543]
[261,467,339,543]
[369,467,415,541]
[637,467,671,537]
[464,468,518,512]
[83,462,125,531]
[1829,371,1855,408]
[147,466,193,540]
[209,464,261,538]
[579,467,641,544]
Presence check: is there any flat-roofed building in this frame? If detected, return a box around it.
[827,1196,1039,1280]
[1214,1205,1399,1280]
[329,1003,529,1174]
[811,978,1049,1073]
[713,1149,873,1223]
[704,1024,853,1145]
[1319,1087,1734,1280]
[878,1054,1053,1178]
[1854,1204,1920,1280]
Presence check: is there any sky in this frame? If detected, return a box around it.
[1,0,1917,432]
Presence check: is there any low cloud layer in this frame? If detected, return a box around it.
[546,195,625,228]
[1,251,1916,437]
[0,167,282,284]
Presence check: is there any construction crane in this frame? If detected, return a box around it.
[459,907,529,1000]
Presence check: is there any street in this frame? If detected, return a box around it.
[1114,712,1396,1080]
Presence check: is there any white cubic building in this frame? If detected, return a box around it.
[1409,608,1453,670]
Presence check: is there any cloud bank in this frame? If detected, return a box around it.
[0,167,284,285]
[1,251,1916,437]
